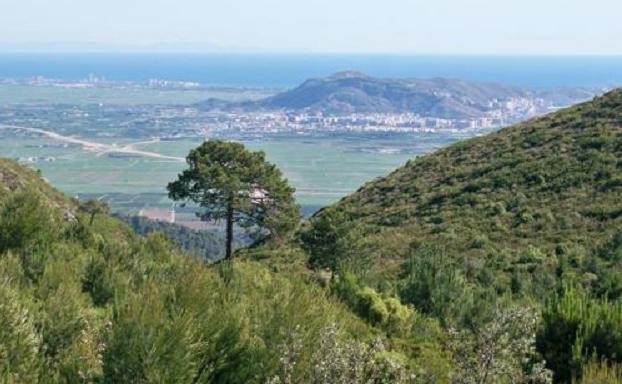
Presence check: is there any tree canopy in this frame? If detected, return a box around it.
[168,140,300,260]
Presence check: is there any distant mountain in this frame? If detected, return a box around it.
[198,71,596,118]
[256,71,525,117]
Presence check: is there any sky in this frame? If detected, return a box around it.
[0,0,621,55]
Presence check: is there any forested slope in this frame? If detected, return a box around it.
[115,214,225,261]
[301,90,622,382]
[306,90,622,294]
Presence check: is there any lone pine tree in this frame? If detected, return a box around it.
[168,140,300,260]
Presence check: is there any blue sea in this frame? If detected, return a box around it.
[0,53,621,89]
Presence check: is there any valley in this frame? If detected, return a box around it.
[0,131,465,217]
[0,72,599,221]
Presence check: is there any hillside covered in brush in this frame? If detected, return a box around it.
[301,90,622,381]
[1,158,430,383]
[305,89,622,287]
[115,214,225,261]
[0,153,556,383]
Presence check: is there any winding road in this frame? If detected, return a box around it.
[0,124,185,162]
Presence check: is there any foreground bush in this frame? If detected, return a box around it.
[537,286,622,382]
[268,325,413,384]
[0,188,379,383]
[575,359,622,384]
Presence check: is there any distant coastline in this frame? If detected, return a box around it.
[0,53,621,89]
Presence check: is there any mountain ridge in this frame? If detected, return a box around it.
[198,71,596,118]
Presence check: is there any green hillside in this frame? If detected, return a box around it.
[305,89,622,292]
[115,214,226,261]
[0,158,436,383]
[301,90,622,381]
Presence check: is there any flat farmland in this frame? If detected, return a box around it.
[0,132,469,215]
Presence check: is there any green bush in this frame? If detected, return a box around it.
[357,287,390,325]
[300,209,368,271]
[384,297,414,337]
[537,286,622,382]
[0,189,57,254]
[576,358,622,384]
[399,245,468,323]
[0,284,41,383]
[103,289,203,383]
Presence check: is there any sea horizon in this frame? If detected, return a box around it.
[1,52,622,89]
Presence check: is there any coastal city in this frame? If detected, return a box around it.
[0,76,592,140]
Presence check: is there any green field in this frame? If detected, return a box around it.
[0,133,469,214]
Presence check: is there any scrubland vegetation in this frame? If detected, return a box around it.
[2,90,622,382]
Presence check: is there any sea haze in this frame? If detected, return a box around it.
[0,53,621,88]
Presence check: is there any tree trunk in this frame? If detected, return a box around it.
[225,203,234,260]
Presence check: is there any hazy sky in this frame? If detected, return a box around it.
[1,0,621,54]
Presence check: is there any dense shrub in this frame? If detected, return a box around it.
[537,286,622,382]
[575,359,622,384]
[268,325,413,384]
[450,307,552,384]
[0,183,382,383]
[399,245,468,323]
[0,189,57,254]
[0,284,41,383]
[300,209,368,271]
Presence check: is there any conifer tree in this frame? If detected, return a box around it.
[168,140,300,260]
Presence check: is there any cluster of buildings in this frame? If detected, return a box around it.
[5,75,203,91]
[16,156,56,163]
[195,96,549,135]
[147,79,201,89]
[0,76,569,138]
